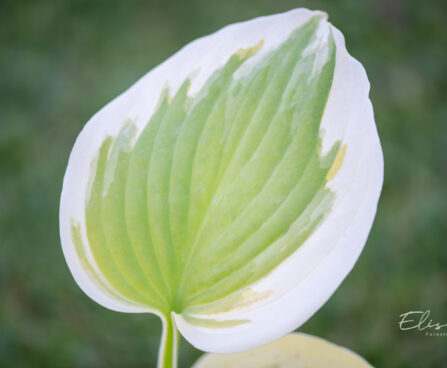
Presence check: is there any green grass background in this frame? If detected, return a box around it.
[1,0,446,367]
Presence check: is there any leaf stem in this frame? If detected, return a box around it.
[158,312,179,368]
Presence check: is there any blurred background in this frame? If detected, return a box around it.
[1,0,446,367]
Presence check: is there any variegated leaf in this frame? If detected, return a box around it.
[60,8,383,366]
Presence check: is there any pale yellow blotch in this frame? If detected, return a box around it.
[71,220,93,273]
[185,288,272,315]
[235,40,264,60]
[182,314,249,329]
[325,143,347,181]
[233,288,272,310]
[193,332,373,368]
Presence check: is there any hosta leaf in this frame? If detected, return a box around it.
[60,8,383,364]
[192,333,373,368]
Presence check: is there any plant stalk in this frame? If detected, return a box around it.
[158,312,179,368]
